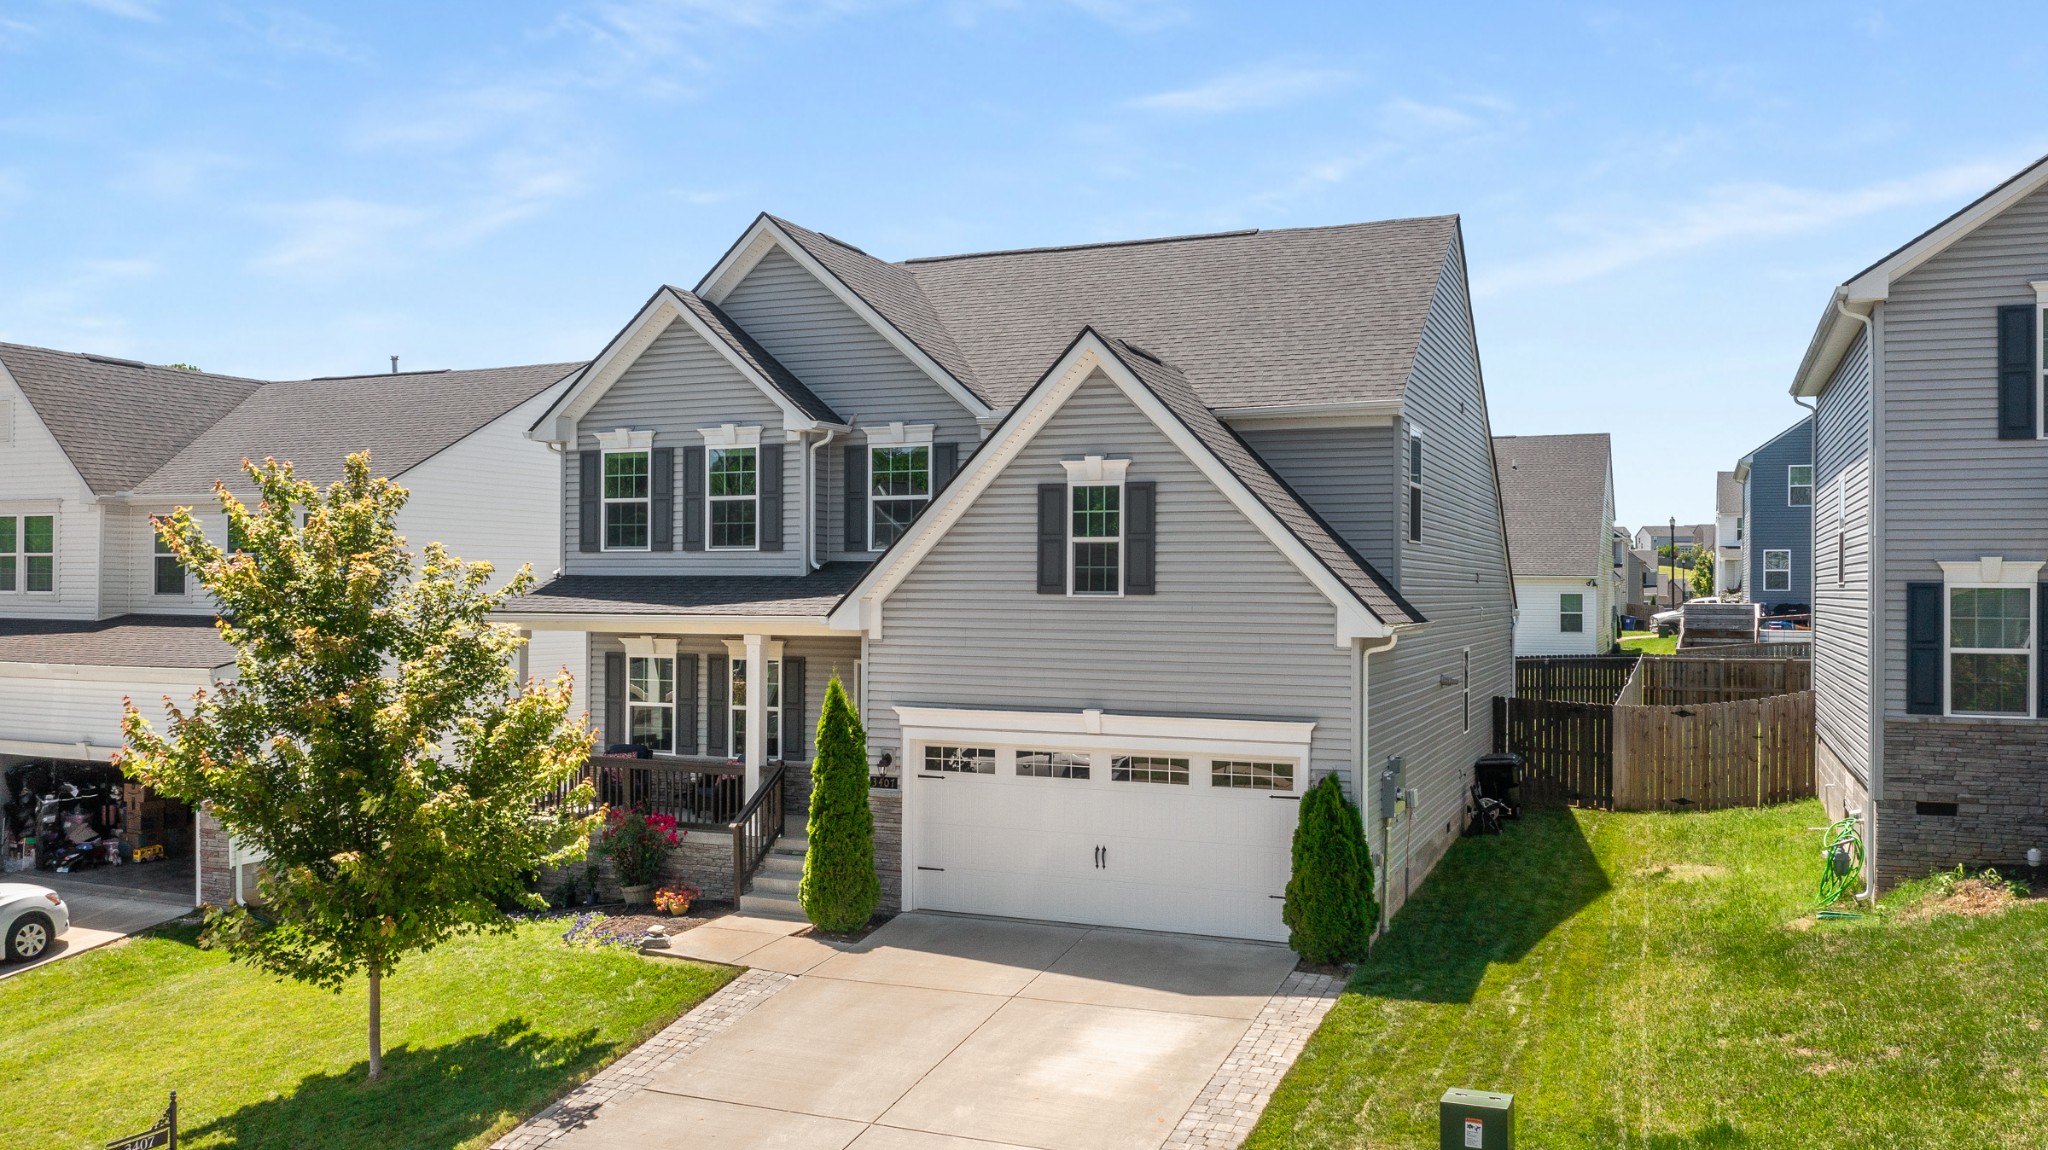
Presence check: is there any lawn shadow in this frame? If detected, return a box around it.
[1356,804,1609,1003]
[187,1018,606,1150]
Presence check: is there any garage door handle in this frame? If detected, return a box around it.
[919,774,946,780]
[1271,794,1301,801]
[917,865,945,872]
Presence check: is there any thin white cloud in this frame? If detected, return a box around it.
[67,0,158,20]
[1059,0,1186,32]
[251,198,429,274]
[1474,156,2029,297]
[1129,64,1354,114]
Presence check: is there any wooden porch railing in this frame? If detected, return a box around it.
[545,754,748,826]
[728,762,787,903]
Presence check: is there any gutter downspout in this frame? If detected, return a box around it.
[808,426,840,572]
[1360,631,1400,937]
[1829,297,1877,903]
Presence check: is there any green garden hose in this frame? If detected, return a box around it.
[1815,814,1865,910]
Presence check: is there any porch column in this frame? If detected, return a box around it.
[743,632,768,797]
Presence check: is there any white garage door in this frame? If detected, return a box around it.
[908,742,1304,942]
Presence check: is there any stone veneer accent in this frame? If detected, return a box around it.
[196,807,232,907]
[870,788,901,913]
[1878,717,2048,885]
[489,968,795,1149]
[1814,732,1869,825]
[1163,968,1345,1149]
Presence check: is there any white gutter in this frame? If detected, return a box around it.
[809,425,841,572]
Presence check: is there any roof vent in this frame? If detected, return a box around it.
[82,353,147,369]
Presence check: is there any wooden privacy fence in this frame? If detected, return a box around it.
[1611,691,1815,810]
[1515,655,1639,705]
[1492,696,1614,808]
[1633,657,1810,705]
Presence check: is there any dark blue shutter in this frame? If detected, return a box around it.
[781,656,806,760]
[844,445,868,551]
[1906,581,1943,715]
[605,650,626,745]
[706,654,729,757]
[578,453,601,553]
[650,446,675,551]
[759,442,784,552]
[1125,481,1156,594]
[682,446,705,551]
[677,654,699,755]
[1038,483,1066,594]
[932,442,959,492]
[1998,304,2035,440]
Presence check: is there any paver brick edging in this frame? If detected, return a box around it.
[489,966,796,1150]
[1163,968,1346,1150]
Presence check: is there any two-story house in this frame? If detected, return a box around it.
[1794,152,2048,885]
[1713,470,1744,598]
[1492,433,1619,654]
[0,345,578,900]
[1733,418,1813,614]
[501,213,1516,941]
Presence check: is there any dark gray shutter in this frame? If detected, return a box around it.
[1125,481,1156,595]
[707,654,729,757]
[579,453,601,553]
[759,442,784,552]
[782,656,806,760]
[604,650,626,745]
[677,654,699,755]
[2039,585,2048,719]
[1998,304,2035,440]
[1906,581,1943,715]
[844,444,868,551]
[682,446,705,551]
[1038,483,1066,594]
[650,446,675,551]
[932,442,959,492]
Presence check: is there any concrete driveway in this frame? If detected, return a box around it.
[0,874,190,980]
[560,912,1299,1150]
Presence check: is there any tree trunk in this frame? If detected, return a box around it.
[367,966,383,1081]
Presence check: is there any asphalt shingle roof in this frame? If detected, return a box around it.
[0,343,264,494]
[0,614,232,669]
[1492,433,1613,578]
[1097,334,1421,628]
[131,362,584,496]
[503,562,872,618]
[668,289,841,425]
[1717,470,1742,516]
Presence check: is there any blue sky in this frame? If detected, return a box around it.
[2,1,2041,526]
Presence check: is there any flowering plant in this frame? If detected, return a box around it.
[653,885,700,916]
[594,808,682,887]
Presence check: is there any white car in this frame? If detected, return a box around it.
[0,883,69,962]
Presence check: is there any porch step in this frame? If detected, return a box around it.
[738,891,807,921]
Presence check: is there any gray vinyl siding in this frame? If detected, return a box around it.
[1878,181,2048,714]
[588,631,860,757]
[865,370,1357,779]
[564,318,802,575]
[1372,234,1516,906]
[1813,328,1873,779]
[1237,424,1399,575]
[717,248,983,562]
[1743,419,1814,610]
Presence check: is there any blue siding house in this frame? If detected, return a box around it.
[1736,418,1812,612]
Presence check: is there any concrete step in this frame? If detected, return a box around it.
[757,854,805,878]
[751,873,800,895]
[738,892,807,921]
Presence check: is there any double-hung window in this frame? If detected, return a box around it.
[1764,549,1791,592]
[152,518,183,596]
[1407,427,1424,542]
[1949,586,2032,716]
[731,656,779,759]
[0,514,53,593]
[603,450,651,550]
[708,448,758,550]
[1559,592,1584,633]
[1070,484,1122,595]
[870,445,930,549]
[628,656,676,752]
[1787,465,1813,507]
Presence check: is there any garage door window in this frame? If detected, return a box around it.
[924,745,995,774]
[1111,755,1188,785]
[1211,760,1293,790]
[1016,750,1089,779]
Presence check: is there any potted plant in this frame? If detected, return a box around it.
[653,884,699,916]
[594,808,681,905]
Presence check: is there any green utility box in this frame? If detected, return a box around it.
[1440,1088,1514,1149]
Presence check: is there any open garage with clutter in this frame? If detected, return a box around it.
[2,755,194,898]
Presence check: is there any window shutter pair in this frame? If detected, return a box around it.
[604,651,627,744]
[1998,303,2036,439]
[651,447,675,551]
[1034,481,1155,594]
[781,657,807,759]
[707,654,729,756]
[682,447,706,551]
[578,454,601,553]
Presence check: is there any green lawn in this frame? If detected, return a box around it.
[1248,802,2048,1149]
[4,918,734,1150]
[1620,630,1677,655]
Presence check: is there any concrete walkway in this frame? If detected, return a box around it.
[0,873,191,980]
[552,912,1306,1150]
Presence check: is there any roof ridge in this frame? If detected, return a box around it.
[901,214,1459,265]
[0,339,270,384]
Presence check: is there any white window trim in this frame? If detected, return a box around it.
[720,639,784,758]
[1763,548,1792,592]
[869,423,937,551]
[2031,280,2048,439]
[1559,592,1584,633]
[1406,423,1424,543]
[865,421,934,449]
[625,652,678,753]
[150,518,186,598]
[595,428,655,452]
[1061,456,1129,599]
[0,509,57,597]
[1786,464,1813,507]
[1940,557,2043,718]
[702,426,764,552]
[599,446,653,553]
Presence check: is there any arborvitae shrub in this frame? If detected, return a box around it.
[799,675,879,932]
[1282,774,1377,963]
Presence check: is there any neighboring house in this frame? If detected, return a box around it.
[1633,523,1711,553]
[1714,470,1744,597]
[1732,418,1813,613]
[1492,433,1618,655]
[1634,547,1684,611]
[1792,152,2048,885]
[1617,525,1647,620]
[0,344,580,902]
[501,212,1516,940]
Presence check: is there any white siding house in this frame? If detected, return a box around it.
[1494,433,1619,656]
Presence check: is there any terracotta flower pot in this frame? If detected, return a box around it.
[619,883,654,906]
